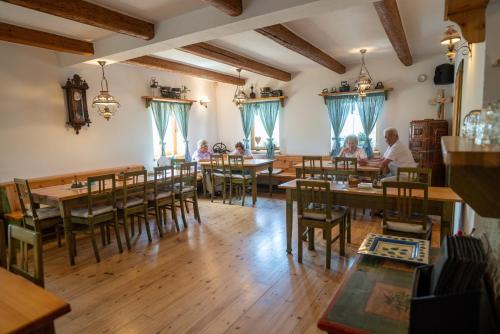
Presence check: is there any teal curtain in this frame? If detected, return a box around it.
[241,104,255,150]
[171,103,192,161]
[357,93,385,158]
[149,101,171,157]
[326,95,355,157]
[257,101,280,159]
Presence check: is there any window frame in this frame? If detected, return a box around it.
[330,104,377,151]
[250,114,280,150]
[152,115,182,159]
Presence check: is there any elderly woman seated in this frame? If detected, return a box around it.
[191,139,211,162]
[338,134,368,165]
[230,141,253,158]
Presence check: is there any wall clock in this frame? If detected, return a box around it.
[62,74,90,134]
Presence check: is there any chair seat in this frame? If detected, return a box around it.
[174,186,195,194]
[259,168,283,175]
[117,197,145,209]
[71,205,114,218]
[231,174,252,179]
[301,203,346,222]
[385,217,431,233]
[27,207,61,220]
[147,191,172,201]
[213,171,230,177]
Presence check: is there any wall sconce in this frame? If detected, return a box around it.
[441,25,471,62]
[199,96,210,108]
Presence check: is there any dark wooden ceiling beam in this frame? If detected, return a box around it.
[373,0,413,66]
[444,0,489,43]
[180,42,291,81]
[124,56,245,85]
[201,0,242,16]
[3,0,154,40]
[255,24,345,74]
[0,22,93,55]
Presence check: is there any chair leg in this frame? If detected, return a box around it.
[210,177,215,203]
[193,194,201,224]
[122,214,132,250]
[228,180,233,205]
[106,225,111,245]
[130,215,135,237]
[308,227,315,251]
[347,210,351,244]
[88,222,101,263]
[297,221,303,264]
[113,211,123,253]
[100,225,106,247]
[72,233,77,257]
[143,206,152,242]
[184,200,190,214]
[325,227,332,270]
[56,226,62,248]
[241,181,246,206]
[179,195,188,228]
[339,217,346,257]
[154,204,164,237]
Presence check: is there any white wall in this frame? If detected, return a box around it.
[0,42,218,183]
[483,2,500,105]
[215,53,452,155]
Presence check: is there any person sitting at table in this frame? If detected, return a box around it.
[371,127,417,181]
[191,139,211,162]
[231,141,253,158]
[338,134,368,165]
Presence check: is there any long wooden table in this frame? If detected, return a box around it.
[294,161,380,179]
[198,158,275,203]
[278,179,462,253]
[0,268,71,333]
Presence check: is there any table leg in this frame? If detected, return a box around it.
[59,201,74,266]
[201,166,207,197]
[440,202,455,245]
[268,164,273,197]
[286,189,293,254]
[251,168,257,206]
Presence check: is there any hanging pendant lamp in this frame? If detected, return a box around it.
[232,68,247,107]
[355,49,373,98]
[92,61,120,121]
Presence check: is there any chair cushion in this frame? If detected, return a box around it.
[174,186,195,194]
[301,203,346,221]
[147,191,172,201]
[385,219,431,233]
[27,207,61,220]
[213,171,229,177]
[231,174,252,179]
[71,205,114,218]
[116,197,144,209]
[259,168,283,175]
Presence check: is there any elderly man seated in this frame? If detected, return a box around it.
[372,127,417,181]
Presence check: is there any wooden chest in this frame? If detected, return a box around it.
[409,119,448,186]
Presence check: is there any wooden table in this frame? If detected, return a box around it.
[294,161,380,179]
[198,158,275,204]
[278,179,462,253]
[0,268,71,333]
[317,254,418,334]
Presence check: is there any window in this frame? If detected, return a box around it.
[251,115,280,149]
[332,105,376,149]
[151,115,185,159]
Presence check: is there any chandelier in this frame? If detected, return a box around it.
[440,25,471,62]
[92,61,120,121]
[233,68,247,107]
[355,49,373,97]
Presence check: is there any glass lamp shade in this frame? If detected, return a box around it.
[441,26,461,46]
[92,91,120,121]
[357,73,372,91]
[233,89,247,106]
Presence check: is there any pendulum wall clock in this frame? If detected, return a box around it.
[62,74,91,134]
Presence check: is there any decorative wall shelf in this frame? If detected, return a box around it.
[142,96,197,108]
[242,96,287,107]
[319,88,393,103]
[441,136,500,218]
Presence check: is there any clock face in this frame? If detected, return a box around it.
[73,90,82,101]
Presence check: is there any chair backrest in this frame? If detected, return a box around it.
[121,169,147,203]
[8,224,44,287]
[382,181,429,229]
[296,180,333,221]
[397,167,432,185]
[209,154,226,173]
[172,158,186,170]
[227,155,245,176]
[302,156,323,179]
[334,157,358,172]
[179,162,198,189]
[86,174,116,214]
[13,178,35,220]
[153,166,175,196]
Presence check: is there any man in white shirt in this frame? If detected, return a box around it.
[373,127,417,181]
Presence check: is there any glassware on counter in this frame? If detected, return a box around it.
[474,107,495,145]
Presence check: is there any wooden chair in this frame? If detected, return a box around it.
[397,167,432,185]
[14,178,63,248]
[227,155,252,206]
[69,174,123,263]
[117,170,151,250]
[382,181,432,240]
[8,225,44,287]
[172,158,186,170]
[296,180,347,269]
[302,156,323,179]
[209,154,228,203]
[175,162,201,225]
[149,166,179,234]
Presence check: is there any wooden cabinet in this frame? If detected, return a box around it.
[409,119,449,186]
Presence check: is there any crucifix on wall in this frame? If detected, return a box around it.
[429,89,453,120]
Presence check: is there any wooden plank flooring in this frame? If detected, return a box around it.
[40,195,440,333]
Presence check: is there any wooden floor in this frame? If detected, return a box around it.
[42,194,441,334]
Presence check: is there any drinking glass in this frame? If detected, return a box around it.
[474,107,495,145]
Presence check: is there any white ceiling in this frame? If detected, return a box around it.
[1,0,452,78]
